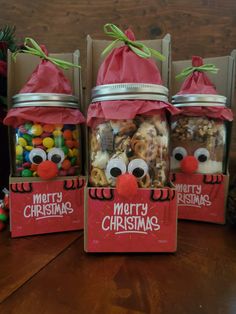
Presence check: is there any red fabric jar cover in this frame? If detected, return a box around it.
[4,41,85,127]
[4,106,85,128]
[87,28,178,127]
[175,56,233,121]
[19,45,72,94]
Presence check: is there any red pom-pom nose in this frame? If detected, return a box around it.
[192,56,203,67]
[37,160,58,180]
[180,156,198,174]
[116,173,138,199]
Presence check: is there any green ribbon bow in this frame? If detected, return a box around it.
[12,37,80,69]
[102,23,165,61]
[176,63,219,80]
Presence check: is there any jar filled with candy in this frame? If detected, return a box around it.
[7,93,83,179]
[89,84,170,189]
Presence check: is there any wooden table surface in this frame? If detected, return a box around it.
[0,221,236,314]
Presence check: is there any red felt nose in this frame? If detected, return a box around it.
[37,160,58,180]
[116,173,138,199]
[180,156,198,174]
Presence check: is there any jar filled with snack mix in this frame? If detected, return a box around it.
[89,84,170,189]
[170,56,233,175]
[171,94,227,174]
[86,25,179,198]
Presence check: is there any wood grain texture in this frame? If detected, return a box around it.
[0,229,82,303]
[0,221,236,314]
[0,0,236,71]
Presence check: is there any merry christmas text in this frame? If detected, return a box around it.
[24,192,74,219]
[176,184,212,207]
[102,202,160,234]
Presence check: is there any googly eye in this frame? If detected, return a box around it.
[106,158,126,178]
[172,147,188,161]
[128,159,148,179]
[194,148,210,163]
[29,148,47,165]
[48,148,65,164]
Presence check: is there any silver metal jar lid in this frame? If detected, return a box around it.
[172,94,227,107]
[12,93,79,109]
[91,83,169,102]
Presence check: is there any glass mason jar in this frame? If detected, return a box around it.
[88,84,170,188]
[170,94,227,174]
[11,94,82,179]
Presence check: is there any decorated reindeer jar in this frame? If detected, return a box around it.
[89,84,170,190]
[87,24,177,198]
[4,38,84,180]
[170,56,233,175]
[6,93,83,179]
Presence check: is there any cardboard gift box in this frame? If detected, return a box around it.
[84,34,178,253]
[10,176,85,237]
[7,50,85,237]
[170,51,236,224]
[85,186,177,252]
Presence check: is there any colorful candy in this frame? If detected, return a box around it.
[61,159,71,170]
[24,122,32,130]
[16,145,23,155]
[22,169,33,177]
[25,145,33,151]
[53,129,62,137]
[23,133,32,144]
[43,137,54,149]
[32,138,42,146]
[72,129,79,140]
[30,124,43,136]
[0,189,9,232]
[18,125,27,134]
[63,129,73,140]
[18,137,27,147]
[15,122,80,178]
[65,140,74,149]
[54,136,64,147]
[43,124,55,133]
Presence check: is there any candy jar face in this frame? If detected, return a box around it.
[89,113,169,188]
[14,121,81,179]
[170,116,226,174]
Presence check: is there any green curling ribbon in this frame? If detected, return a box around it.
[12,37,80,69]
[102,23,165,61]
[176,63,219,80]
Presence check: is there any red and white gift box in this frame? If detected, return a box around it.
[170,52,236,223]
[85,186,177,252]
